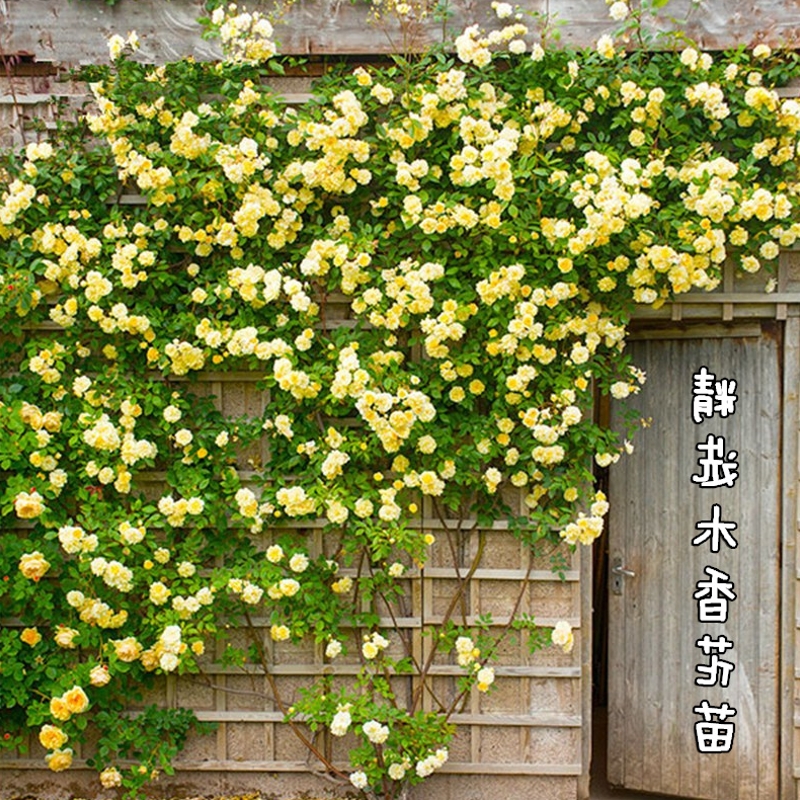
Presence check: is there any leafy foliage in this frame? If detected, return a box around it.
[1,3,798,798]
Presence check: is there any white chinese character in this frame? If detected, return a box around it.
[695,633,735,656]
[693,700,737,753]
[693,565,736,623]
[692,503,738,552]
[713,378,737,417]
[692,366,716,423]
[691,434,738,488]
[695,654,736,688]
[692,367,738,423]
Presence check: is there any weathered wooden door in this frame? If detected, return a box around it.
[607,324,781,798]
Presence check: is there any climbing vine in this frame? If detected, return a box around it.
[1,2,799,797]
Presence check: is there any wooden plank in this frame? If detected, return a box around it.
[175,760,584,775]
[636,304,800,321]
[631,260,800,324]
[188,710,582,726]
[8,0,800,63]
[0,92,81,104]
[419,567,579,581]
[3,756,583,775]
[194,663,581,678]
[754,334,781,799]
[578,545,592,800]
[657,342,682,795]
[213,623,228,763]
[471,573,482,767]
[648,292,800,305]
[782,315,799,800]
[7,0,222,63]
[628,324,764,341]
[386,614,577,627]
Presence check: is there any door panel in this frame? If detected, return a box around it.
[607,326,780,799]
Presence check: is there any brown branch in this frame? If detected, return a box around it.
[240,609,349,781]
[409,525,486,715]
[439,505,470,626]
[445,549,537,718]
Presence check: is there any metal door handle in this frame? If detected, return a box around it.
[611,558,635,595]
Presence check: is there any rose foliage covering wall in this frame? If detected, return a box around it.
[1,3,799,798]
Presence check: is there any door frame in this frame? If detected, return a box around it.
[780,317,798,800]
[587,318,797,800]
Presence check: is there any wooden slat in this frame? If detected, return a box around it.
[420,567,579,581]
[186,710,581,726]
[0,93,82,104]
[8,0,800,63]
[578,545,592,800]
[641,291,800,305]
[3,757,583,776]
[783,316,800,800]
[634,301,800,322]
[629,324,764,341]
[194,663,581,678]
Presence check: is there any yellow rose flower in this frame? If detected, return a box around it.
[331,576,353,594]
[113,636,143,663]
[90,664,111,687]
[468,379,485,395]
[362,641,379,660]
[18,551,50,581]
[449,386,465,402]
[551,620,574,653]
[45,748,73,772]
[270,624,291,641]
[63,685,89,715]
[49,697,71,722]
[628,129,646,147]
[99,766,122,787]
[20,627,42,646]
[39,725,68,750]
[14,491,45,519]
[476,666,495,692]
